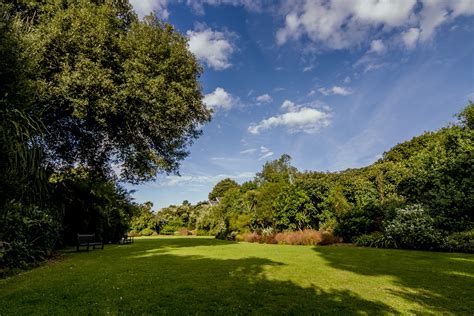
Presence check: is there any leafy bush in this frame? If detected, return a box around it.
[354,232,393,248]
[384,205,442,250]
[441,230,474,253]
[334,211,373,242]
[140,228,154,236]
[0,203,61,270]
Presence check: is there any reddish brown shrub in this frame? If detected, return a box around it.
[275,229,326,245]
[236,232,261,243]
[236,229,339,246]
[176,228,191,236]
[319,231,341,245]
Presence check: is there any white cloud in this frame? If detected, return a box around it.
[248,101,331,135]
[187,26,235,70]
[275,0,474,51]
[303,65,314,72]
[130,0,169,19]
[240,148,257,154]
[318,86,352,96]
[308,90,316,96]
[418,0,474,42]
[276,0,417,49]
[369,39,386,54]
[281,100,296,111]
[163,172,255,186]
[256,94,273,103]
[402,27,421,49]
[203,87,236,111]
[344,76,351,83]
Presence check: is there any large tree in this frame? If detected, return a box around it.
[15,0,211,183]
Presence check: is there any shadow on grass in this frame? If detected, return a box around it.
[2,238,397,315]
[314,246,474,314]
[61,236,228,254]
[115,254,397,314]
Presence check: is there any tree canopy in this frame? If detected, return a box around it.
[14,0,211,183]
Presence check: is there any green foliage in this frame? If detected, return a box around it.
[334,210,374,242]
[354,232,393,248]
[208,178,239,201]
[457,102,474,129]
[140,228,154,236]
[1,0,213,270]
[441,230,474,253]
[383,205,442,250]
[0,203,61,270]
[17,0,211,182]
[274,184,317,231]
[256,154,297,184]
[50,168,136,244]
[130,202,156,233]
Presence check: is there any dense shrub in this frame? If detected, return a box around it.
[160,224,178,235]
[354,232,393,248]
[334,211,374,242]
[384,205,442,250]
[441,230,474,253]
[0,203,61,270]
[140,228,154,236]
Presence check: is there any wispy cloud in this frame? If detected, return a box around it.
[240,148,257,154]
[259,146,274,160]
[318,86,352,96]
[161,172,255,186]
[303,65,314,72]
[256,93,273,104]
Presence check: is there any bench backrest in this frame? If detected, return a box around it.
[77,234,95,243]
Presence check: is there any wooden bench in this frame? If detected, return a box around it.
[76,234,104,252]
[121,234,134,244]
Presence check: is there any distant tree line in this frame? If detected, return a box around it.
[147,104,473,252]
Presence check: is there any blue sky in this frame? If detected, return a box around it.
[126,0,474,210]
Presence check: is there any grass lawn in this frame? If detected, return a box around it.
[0,237,473,315]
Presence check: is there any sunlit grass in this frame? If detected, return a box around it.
[0,236,472,314]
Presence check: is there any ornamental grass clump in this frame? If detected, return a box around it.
[275,229,323,245]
